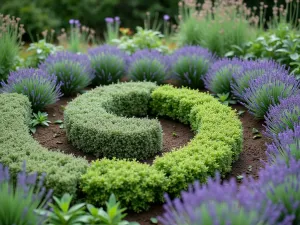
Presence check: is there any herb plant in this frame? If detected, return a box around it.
[29,111,51,133]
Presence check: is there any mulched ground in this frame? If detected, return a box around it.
[32,94,270,225]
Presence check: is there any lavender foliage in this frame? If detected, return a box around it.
[158,175,265,225]
[40,51,94,96]
[232,60,288,101]
[88,45,128,85]
[0,68,61,112]
[0,162,52,225]
[128,49,169,84]
[242,72,300,119]
[267,125,300,164]
[171,46,215,89]
[265,95,300,138]
[204,57,244,94]
[242,158,300,225]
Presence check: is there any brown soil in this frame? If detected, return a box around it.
[32,96,269,225]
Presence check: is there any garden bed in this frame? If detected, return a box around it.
[32,91,268,225]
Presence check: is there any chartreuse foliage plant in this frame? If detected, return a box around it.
[65,82,162,160]
[81,159,166,213]
[0,162,52,225]
[80,83,242,212]
[0,93,88,196]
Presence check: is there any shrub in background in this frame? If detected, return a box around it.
[128,49,169,84]
[0,162,52,225]
[0,14,25,82]
[265,95,300,138]
[267,125,300,164]
[40,51,94,96]
[0,68,62,112]
[112,27,169,55]
[81,159,167,212]
[171,46,214,89]
[232,60,288,101]
[88,45,128,86]
[0,93,88,196]
[177,0,256,56]
[242,72,300,119]
[65,82,162,160]
[25,39,63,68]
[204,58,244,94]
[158,175,265,225]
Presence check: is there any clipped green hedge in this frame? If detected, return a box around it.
[64,82,162,160]
[81,158,167,212]
[0,93,88,196]
[80,84,243,212]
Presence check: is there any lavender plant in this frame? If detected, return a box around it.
[88,45,128,85]
[40,51,93,96]
[0,14,25,82]
[242,72,300,119]
[265,95,300,138]
[158,175,265,225]
[171,46,214,89]
[232,60,288,101]
[243,158,300,225]
[267,125,300,164]
[104,17,120,43]
[204,58,244,94]
[0,68,61,111]
[128,49,169,84]
[0,162,52,225]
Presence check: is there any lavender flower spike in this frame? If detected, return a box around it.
[105,17,114,23]
[163,15,170,21]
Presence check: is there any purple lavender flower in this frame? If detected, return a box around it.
[114,16,120,22]
[128,49,169,84]
[40,51,94,96]
[242,72,300,119]
[204,57,244,94]
[88,45,128,85]
[242,158,300,225]
[0,68,62,111]
[69,19,74,24]
[159,174,265,225]
[232,60,288,101]
[267,124,300,164]
[163,15,170,21]
[264,95,300,138]
[0,162,52,224]
[170,46,215,89]
[105,17,114,23]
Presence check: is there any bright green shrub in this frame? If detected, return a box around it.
[151,85,243,196]
[0,93,88,196]
[64,82,162,160]
[81,158,167,212]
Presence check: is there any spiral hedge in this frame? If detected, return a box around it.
[78,82,243,212]
[0,93,88,196]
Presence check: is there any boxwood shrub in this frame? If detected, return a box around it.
[64,82,162,160]
[80,84,243,211]
[0,93,88,196]
[81,158,167,212]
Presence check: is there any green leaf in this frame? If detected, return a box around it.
[236,175,244,181]
[252,128,260,134]
[237,110,245,116]
[150,217,158,224]
[59,124,64,129]
[290,53,299,60]
[54,120,63,124]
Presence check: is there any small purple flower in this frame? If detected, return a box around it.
[69,19,75,24]
[105,17,114,23]
[163,15,170,21]
[114,16,120,22]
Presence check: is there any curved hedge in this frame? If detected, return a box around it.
[0,93,88,196]
[80,83,243,212]
[64,82,162,160]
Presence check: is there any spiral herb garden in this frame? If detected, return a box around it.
[1,0,300,224]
